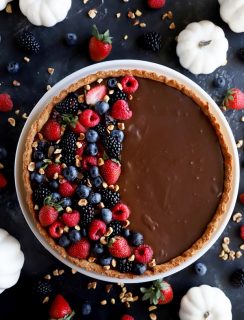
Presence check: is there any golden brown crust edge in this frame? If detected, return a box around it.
[23,69,232,279]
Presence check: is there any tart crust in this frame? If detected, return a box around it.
[23,69,232,279]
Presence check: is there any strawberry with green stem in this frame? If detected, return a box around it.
[140,279,173,305]
[89,25,112,62]
[223,88,244,110]
[49,294,75,320]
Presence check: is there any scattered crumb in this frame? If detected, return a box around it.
[169,22,176,30]
[116,13,121,18]
[111,298,115,304]
[8,118,15,127]
[100,300,107,305]
[13,80,20,87]
[44,274,51,280]
[128,11,135,19]
[232,212,242,223]
[124,35,128,40]
[241,116,244,122]
[88,281,97,289]
[5,3,12,13]
[47,67,54,75]
[47,85,52,91]
[83,0,89,3]
[236,139,243,148]
[88,8,97,19]
[71,268,77,274]
[15,109,20,115]
[150,313,157,320]
[139,22,146,28]
[0,163,4,169]
[22,113,28,119]
[149,306,157,312]
[23,56,30,63]
[105,284,113,293]
[162,11,173,20]
[42,296,49,304]
[135,9,142,17]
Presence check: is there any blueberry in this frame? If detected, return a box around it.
[123,229,131,238]
[99,255,112,266]
[89,192,101,204]
[81,227,87,237]
[81,302,92,316]
[86,130,98,143]
[35,161,44,170]
[90,166,99,178]
[33,150,45,161]
[95,101,110,115]
[93,176,103,188]
[107,78,117,89]
[86,143,98,156]
[49,180,59,190]
[194,262,207,276]
[111,130,124,142]
[38,140,49,151]
[133,263,147,275]
[51,192,61,202]
[30,172,45,184]
[64,33,78,46]
[76,184,90,198]
[213,76,225,88]
[130,232,144,246]
[58,235,70,248]
[60,197,72,208]
[92,243,104,255]
[63,166,78,181]
[7,62,20,74]
[69,229,81,242]
[0,147,7,160]
[101,208,112,223]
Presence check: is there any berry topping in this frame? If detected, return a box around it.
[33,187,51,205]
[81,156,98,170]
[141,280,173,305]
[63,166,78,181]
[108,236,131,258]
[194,262,207,276]
[67,238,90,259]
[17,31,40,53]
[49,294,74,320]
[68,229,81,243]
[141,32,162,52]
[110,100,132,120]
[121,76,139,94]
[129,232,144,246]
[59,181,76,197]
[79,205,95,227]
[89,219,107,241]
[45,163,62,179]
[147,0,166,9]
[95,101,110,115]
[134,263,147,275]
[56,94,79,114]
[111,129,124,142]
[60,131,77,154]
[100,159,121,185]
[112,203,130,221]
[223,88,244,110]
[101,188,120,208]
[86,143,98,156]
[121,315,135,320]
[0,93,13,112]
[107,78,118,89]
[49,221,64,238]
[89,25,112,62]
[62,210,80,227]
[104,135,122,160]
[88,192,101,204]
[85,85,107,106]
[86,129,99,143]
[108,220,123,237]
[230,269,244,287]
[58,235,71,248]
[39,205,58,227]
[117,259,133,273]
[109,89,127,105]
[101,208,112,224]
[42,120,61,141]
[134,244,153,264]
[76,184,91,198]
[79,109,100,127]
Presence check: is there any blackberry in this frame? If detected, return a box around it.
[55,94,79,114]
[108,221,123,237]
[141,32,162,52]
[94,123,106,138]
[33,187,51,205]
[62,152,75,166]
[230,269,244,287]
[17,31,40,53]
[104,135,122,160]
[79,205,95,227]
[33,280,53,296]
[59,131,77,153]
[109,88,127,105]
[117,259,133,273]
[101,189,120,208]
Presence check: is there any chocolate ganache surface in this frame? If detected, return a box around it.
[119,78,225,264]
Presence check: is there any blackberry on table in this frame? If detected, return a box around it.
[109,88,127,105]
[141,32,162,52]
[108,221,123,237]
[79,205,95,227]
[33,187,51,205]
[101,188,120,208]
[55,94,79,114]
[17,31,40,53]
[117,259,133,273]
[34,280,53,296]
[104,135,122,160]
[230,269,244,287]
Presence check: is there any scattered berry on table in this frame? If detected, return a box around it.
[34,279,53,297]
[0,147,7,160]
[95,101,110,115]
[49,221,64,238]
[240,225,244,240]
[81,302,92,316]
[63,166,78,181]
[101,188,120,208]
[101,208,112,224]
[89,25,112,62]
[67,238,90,259]
[117,259,133,273]
[194,262,207,276]
[64,33,78,46]
[134,244,153,264]
[100,159,121,185]
[112,203,130,221]
[49,294,74,320]
[238,47,244,61]
[108,236,131,258]
[79,109,100,127]
[141,31,162,52]
[141,280,173,304]
[121,76,139,94]
[213,75,226,88]
[17,31,40,53]
[7,61,20,74]
[130,232,144,246]
[0,93,13,112]
[111,129,124,142]
[62,210,80,227]
[68,229,82,242]
[230,269,244,287]
[58,235,71,248]
[42,120,61,141]
[147,0,166,9]
[108,220,123,237]
[104,135,122,159]
[89,219,107,241]
[39,205,58,227]
[56,94,79,114]
[222,88,244,110]
[110,100,132,120]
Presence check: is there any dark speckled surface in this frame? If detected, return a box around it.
[0,0,243,319]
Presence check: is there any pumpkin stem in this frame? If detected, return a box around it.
[204,311,210,319]
[199,40,212,48]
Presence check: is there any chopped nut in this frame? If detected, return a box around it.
[111,298,116,304]
[236,139,243,148]
[135,9,142,17]
[78,94,85,103]
[139,22,146,28]
[53,172,59,179]
[48,67,54,75]
[34,205,39,210]
[98,158,104,166]
[162,11,173,20]
[148,259,156,268]
[123,220,130,228]
[5,3,12,13]
[88,281,97,289]
[222,253,228,260]
[222,243,230,253]
[107,124,115,131]
[240,244,244,250]
[114,185,120,192]
[79,133,85,140]
[117,83,123,90]
[55,154,62,163]
[128,254,135,262]
[102,182,108,188]
[223,237,230,244]
[100,300,107,305]
[169,22,176,30]
[112,259,117,267]
[116,13,121,18]
[42,296,49,304]
[133,19,140,26]
[78,199,88,206]
[109,90,114,95]
[103,95,110,102]
[88,256,96,263]
[128,94,133,101]
[0,163,4,169]
[232,212,242,223]
[76,141,83,148]
[39,168,45,175]
[44,274,51,280]
[15,109,20,115]
[54,148,62,154]
[83,0,89,3]
[118,122,125,130]
[97,78,103,83]
[105,227,113,237]
[124,35,128,40]
[100,236,108,245]
[71,268,77,274]
[22,113,28,119]
[74,225,81,231]
[149,306,157,312]
[88,8,97,19]
[47,85,52,91]
[219,250,225,258]
[241,116,244,122]
[150,313,157,320]
[13,80,20,86]
[58,269,65,275]
[98,202,105,209]
[117,282,124,287]
[53,269,59,276]
[85,84,91,90]
[103,265,110,270]
[28,162,35,172]
[8,118,16,127]
[109,185,115,190]
[125,301,130,308]
[236,251,242,258]
[23,56,30,63]
[128,11,135,19]
[63,226,69,233]
[105,284,113,293]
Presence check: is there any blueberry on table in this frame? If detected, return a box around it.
[81,301,92,315]
[0,147,7,160]
[213,76,225,88]
[194,262,207,276]
[64,33,78,46]
[7,62,20,74]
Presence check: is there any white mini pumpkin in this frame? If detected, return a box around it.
[179,285,232,320]
[19,0,72,27]
[0,228,24,294]
[0,0,12,11]
[176,20,229,75]
[219,0,244,33]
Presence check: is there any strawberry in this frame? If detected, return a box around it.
[134,244,153,264]
[49,294,75,320]
[0,93,13,112]
[49,221,64,238]
[62,114,87,134]
[59,181,76,197]
[121,316,135,320]
[70,120,86,134]
[79,110,100,127]
[42,120,61,141]
[121,76,139,94]
[223,88,244,110]
[112,203,130,221]
[89,25,112,62]
[110,100,132,120]
[39,205,58,227]
[81,156,97,170]
[240,225,244,240]
[76,141,87,157]
[147,0,166,9]
[62,210,80,227]
[67,238,90,259]
[0,173,7,188]
[108,236,131,258]
[140,280,173,305]
[85,85,107,105]
[88,219,107,241]
[239,193,244,204]
[45,163,62,179]
[100,159,121,185]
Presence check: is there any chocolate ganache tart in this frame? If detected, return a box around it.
[23,70,232,278]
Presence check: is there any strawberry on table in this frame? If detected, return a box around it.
[0,172,7,188]
[89,25,112,62]
[100,159,121,185]
[147,0,166,9]
[140,279,173,305]
[121,315,135,320]
[49,294,75,320]
[0,93,13,112]
[223,88,244,110]
[240,225,244,240]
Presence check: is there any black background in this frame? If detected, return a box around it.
[0,0,243,319]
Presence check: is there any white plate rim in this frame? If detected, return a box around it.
[15,59,240,283]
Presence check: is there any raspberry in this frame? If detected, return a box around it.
[240,225,244,240]
[42,120,61,141]
[147,0,166,9]
[67,238,90,259]
[59,181,76,197]
[0,172,7,188]
[110,100,132,120]
[39,205,58,227]
[0,93,13,112]
[134,244,153,264]
[79,109,100,127]
[112,203,130,221]
[81,156,98,170]
[121,315,135,320]
[45,163,62,179]
[121,76,139,94]
[62,210,80,227]
[108,236,131,258]
[239,193,244,204]
[89,219,107,241]
[49,221,64,238]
